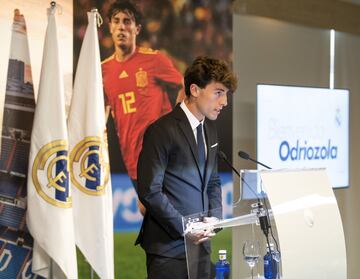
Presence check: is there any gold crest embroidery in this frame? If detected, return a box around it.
[136,68,148,88]
[69,136,110,196]
[31,140,72,208]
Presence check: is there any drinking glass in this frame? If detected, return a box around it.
[242,240,260,279]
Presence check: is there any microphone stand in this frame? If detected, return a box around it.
[237,150,280,273]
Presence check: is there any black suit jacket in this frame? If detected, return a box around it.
[136,104,222,258]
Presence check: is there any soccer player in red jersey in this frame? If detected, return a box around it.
[102,1,183,214]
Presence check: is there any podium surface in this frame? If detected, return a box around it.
[260,169,346,279]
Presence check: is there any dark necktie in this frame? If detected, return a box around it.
[197,123,206,177]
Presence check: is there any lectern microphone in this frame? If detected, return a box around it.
[238,150,272,170]
[217,150,260,201]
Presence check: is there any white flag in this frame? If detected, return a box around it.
[26,6,77,279]
[68,10,114,279]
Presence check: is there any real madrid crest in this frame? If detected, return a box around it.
[70,136,110,196]
[32,140,72,208]
[135,68,148,88]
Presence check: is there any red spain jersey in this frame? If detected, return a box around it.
[102,47,183,180]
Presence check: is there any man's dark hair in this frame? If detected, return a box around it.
[107,0,142,25]
[184,56,237,97]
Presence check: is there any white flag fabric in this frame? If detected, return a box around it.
[26,7,78,279]
[68,10,114,279]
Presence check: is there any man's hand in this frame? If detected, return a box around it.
[138,199,146,216]
[186,228,216,245]
[185,217,220,244]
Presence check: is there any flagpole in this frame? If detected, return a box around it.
[89,11,99,279]
[89,8,99,278]
[49,4,57,279]
[89,8,103,279]
[49,4,56,279]
[49,2,55,274]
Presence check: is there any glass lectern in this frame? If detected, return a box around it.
[183,169,346,279]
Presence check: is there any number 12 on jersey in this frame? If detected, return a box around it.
[118,91,136,114]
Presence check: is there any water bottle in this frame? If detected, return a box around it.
[264,243,278,279]
[215,250,230,279]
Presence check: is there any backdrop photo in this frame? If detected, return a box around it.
[74,0,235,233]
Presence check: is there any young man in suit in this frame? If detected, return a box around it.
[136,56,237,278]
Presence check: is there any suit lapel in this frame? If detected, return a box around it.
[173,105,204,182]
[204,120,216,185]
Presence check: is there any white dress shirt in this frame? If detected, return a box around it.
[180,101,207,157]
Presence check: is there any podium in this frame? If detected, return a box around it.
[183,169,347,278]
